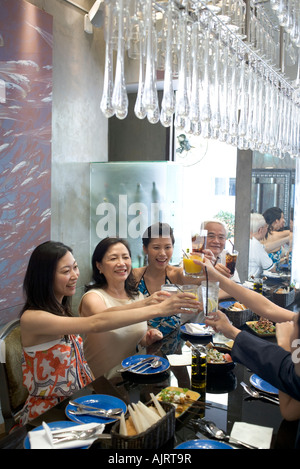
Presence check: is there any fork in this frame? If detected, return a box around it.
[241,381,279,404]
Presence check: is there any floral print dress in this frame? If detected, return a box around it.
[19,335,93,425]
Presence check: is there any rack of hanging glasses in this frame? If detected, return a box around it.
[99,0,300,158]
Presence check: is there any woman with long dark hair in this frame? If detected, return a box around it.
[261,207,291,267]
[20,241,199,423]
[79,237,192,378]
[133,222,214,335]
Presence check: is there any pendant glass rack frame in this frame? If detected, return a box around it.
[100,0,300,158]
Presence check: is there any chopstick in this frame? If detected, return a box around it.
[176,402,227,422]
[163,397,225,412]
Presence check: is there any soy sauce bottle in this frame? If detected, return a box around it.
[191,345,207,393]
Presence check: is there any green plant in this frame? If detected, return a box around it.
[214,210,235,239]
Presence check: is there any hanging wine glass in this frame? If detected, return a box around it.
[127,0,142,60]
[161,1,175,118]
[210,18,222,133]
[110,0,120,51]
[100,1,115,118]
[268,74,279,152]
[262,69,271,151]
[254,65,265,149]
[147,104,160,124]
[228,51,238,138]
[175,11,190,119]
[237,46,248,143]
[160,108,173,127]
[112,0,129,119]
[189,20,201,123]
[134,30,147,119]
[219,34,229,141]
[200,15,212,123]
[290,4,300,48]
[142,0,159,114]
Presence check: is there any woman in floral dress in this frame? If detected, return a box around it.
[19,240,199,424]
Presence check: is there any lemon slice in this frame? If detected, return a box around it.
[207,298,218,313]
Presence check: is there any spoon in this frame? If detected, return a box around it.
[136,359,162,372]
[148,359,162,368]
[241,382,279,404]
[202,420,259,449]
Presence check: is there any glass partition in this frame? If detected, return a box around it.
[90,162,184,267]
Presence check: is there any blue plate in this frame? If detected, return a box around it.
[24,421,87,449]
[65,394,127,424]
[180,323,214,337]
[250,374,278,395]
[121,354,170,375]
[175,439,233,449]
[219,300,235,309]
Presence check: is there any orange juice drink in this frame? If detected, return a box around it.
[180,285,199,312]
[183,254,203,277]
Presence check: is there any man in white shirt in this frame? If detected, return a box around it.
[249,213,275,278]
[204,219,240,299]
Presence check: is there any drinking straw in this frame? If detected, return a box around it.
[205,267,208,316]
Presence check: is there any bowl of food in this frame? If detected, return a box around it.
[206,343,235,373]
[272,287,295,307]
[219,301,253,327]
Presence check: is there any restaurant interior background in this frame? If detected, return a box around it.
[1,0,300,430]
[1,0,300,323]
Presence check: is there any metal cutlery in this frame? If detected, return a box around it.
[241,381,279,404]
[200,420,259,449]
[52,425,110,445]
[68,408,123,419]
[134,359,162,372]
[117,356,156,373]
[68,400,122,413]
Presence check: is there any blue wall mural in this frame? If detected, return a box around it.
[0,0,52,325]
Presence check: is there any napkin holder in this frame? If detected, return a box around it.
[110,401,175,449]
[272,287,295,307]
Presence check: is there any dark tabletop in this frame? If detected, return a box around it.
[1,277,298,451]
[0,320,297,451]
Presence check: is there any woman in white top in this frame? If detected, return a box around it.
[79,238,192,378]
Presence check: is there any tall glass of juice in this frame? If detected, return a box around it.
[183,251,203,278]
